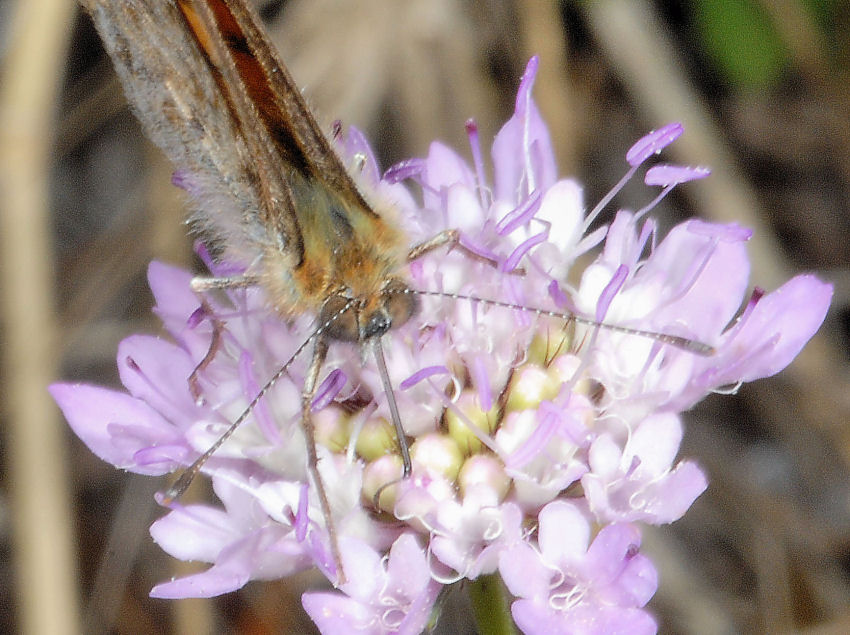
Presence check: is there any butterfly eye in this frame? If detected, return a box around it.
[319,294,360,342]
[383,279,419,331]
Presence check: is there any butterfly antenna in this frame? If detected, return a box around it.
[408,289,716,356]
[160,300,356,505]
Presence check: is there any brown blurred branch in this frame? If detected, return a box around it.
[0,0,81,633]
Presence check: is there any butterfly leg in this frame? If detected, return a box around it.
[186,273,263,397]
[408,229,466,261]
[187,296,225,402]
[301,334,347,585]
[186,273,259,399]
[190,274,261,292]
[408,229,524,274]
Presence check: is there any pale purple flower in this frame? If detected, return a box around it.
[302,533,441,634]
[51,56,831,634]
[499,501,658,635]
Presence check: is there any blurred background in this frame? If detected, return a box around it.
[1,0,849,632]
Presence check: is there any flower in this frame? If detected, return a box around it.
[51,56,831,633]
[302,533,441,634]
[499,501,658,635]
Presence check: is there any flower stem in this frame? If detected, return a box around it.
[468,573,518,635]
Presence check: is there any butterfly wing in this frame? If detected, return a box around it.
[180,0,376,214]
[80,0,305,267]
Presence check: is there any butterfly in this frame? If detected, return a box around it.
[79,0,713,584]
[80,0,468,580]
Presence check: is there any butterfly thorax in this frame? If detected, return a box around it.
[258,173,418,342]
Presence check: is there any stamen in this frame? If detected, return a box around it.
[581,166,638,234]
[503,231,548,273]
[633,185,674,223]
[465,119,490,210]
[595,265,629,322]
[400,365,451,390]
[311,368,347,412]
[584,123,687,234]
[496,190,542,236]
[644,164,711,186]
[238,351,279,445]
[625,123,683,166]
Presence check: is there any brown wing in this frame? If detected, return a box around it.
[80,0,303,266]
[178,0,376,216]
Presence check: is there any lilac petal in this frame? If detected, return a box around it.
[396,581,442,635]
[423,141,477,209]
[132,444,188,468]
[446,183,485,232]
[645,220,751,339]
[588,434,623,480]
[644,164,710,186]
[385,534,432,600]
[515,56,539,115]
[583,607,658,635]
[153,518,311,599]
[238,351,279,444]
[302,592,374,634]
[148,262,198,329]
[384,158,425,183]
[582,523,642,582]
[294,483,309,541]
[626,122,683,166]
[637,461,708,523]
[538,501,590,563]
[338,537,385,602]
[536,179,584,254]
[499,542,551,600]
[117,335,199,425]
[510,599,556,635]
[345,126,381,186]
[385,533,441,635]
[619,553,659,607]
[628,413,683,474]
[49,383,180,475]
[687,219,752,242]
[724,274,832,381]
[492,57,557,202]
[151,565,249,599]
[149,263,221,361]
[400,365,450,390]
[150,504,240,561]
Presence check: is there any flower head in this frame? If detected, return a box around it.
[51,57,831,633]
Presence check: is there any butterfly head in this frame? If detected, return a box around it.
[319,278,419,342]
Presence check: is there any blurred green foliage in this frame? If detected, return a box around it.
[692,0,790,89]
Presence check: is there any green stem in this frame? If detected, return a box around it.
[468,573,518,635]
